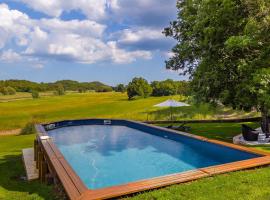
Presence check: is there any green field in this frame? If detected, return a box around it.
[0,92,258,131]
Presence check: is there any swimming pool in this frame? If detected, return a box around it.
[35,119,270,200]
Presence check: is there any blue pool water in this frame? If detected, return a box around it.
[48,125,258,189]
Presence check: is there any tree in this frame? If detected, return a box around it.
[4,86,16,95]
[151,79,178,96]
[114,84,126,93]
[78,88,87,93]
[127,77,152,100]
[164,0,270,133]
[95,86,113,92]
[31,90,40,99]
[54,84,65,96]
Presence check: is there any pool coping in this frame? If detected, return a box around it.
[35,119,270,200]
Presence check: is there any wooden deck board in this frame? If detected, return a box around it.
[78,170,208,200]
[201,156,270,175]
[22,148,39,181]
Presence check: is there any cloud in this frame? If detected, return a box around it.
[0,49,21,62]
[14,0,176,28]
[18,0,108,21]
[114,27,175,51]
[109,0,177,27]
[0,4,30,48]
[108,41,152,63]
[0,3,152,65]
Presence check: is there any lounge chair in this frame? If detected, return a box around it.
[260,122,270,138]
[242,124,259,141]
[166,123,191,132]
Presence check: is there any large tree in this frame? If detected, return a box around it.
[164,0,270,133]
[127,77,152,100]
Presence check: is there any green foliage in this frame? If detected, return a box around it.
[31,90,40,99]
[0,86,16,95]
[54,84,65,96]
[78,88,87,93]
[127,77,152,100]
[114,84,126,93]
[95,85,113,92]
[151,79,190,96]
[251,68,270,109]
[151,80,177,96]
[165,0,270,115]
[0,87,9,95]
[20,121,37,135]
[0,79,112,93]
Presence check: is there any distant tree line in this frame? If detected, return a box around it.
[125,77,190,100]
[0,79,113,95]
[0,79,189,100]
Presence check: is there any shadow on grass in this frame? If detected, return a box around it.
[0,154,55,199]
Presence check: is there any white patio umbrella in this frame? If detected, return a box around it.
[154,99,190,121]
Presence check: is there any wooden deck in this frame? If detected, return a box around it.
[22,148,39,181]
[35,121,270,200]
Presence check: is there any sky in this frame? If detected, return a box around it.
[0,0,183,85]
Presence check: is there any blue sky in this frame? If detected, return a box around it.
[0,0,183,85]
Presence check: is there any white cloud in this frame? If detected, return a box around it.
[0,3,152,65]
[0,49,21,62]
[114,27,175,51]
[118,28,163,44]
[15,0,176,28]
[0,4,30,48]
[108,41,152,63]
[19,0,108,20]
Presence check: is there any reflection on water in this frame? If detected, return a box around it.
[48,125,257,189]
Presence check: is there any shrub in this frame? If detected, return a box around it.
[0,86,16,95]
[78,88,87,93]
[6,86,16,95]
[20,122,37,135]
[54,84,65,96]
[31,90,40,99]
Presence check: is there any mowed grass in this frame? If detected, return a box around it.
[125,167,270,200]
[0,134,55,200]
[0,92,259,131]
[0,92,54,102]
[160,122,260,142]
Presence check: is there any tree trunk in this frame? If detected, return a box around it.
[261,107,269,136]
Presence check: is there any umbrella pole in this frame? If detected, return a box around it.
[170,106,172,121]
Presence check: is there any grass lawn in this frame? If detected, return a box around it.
[159,122,260,142]
[0,92,54,103]
[0,134,55,200]
[0,92,259,131]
